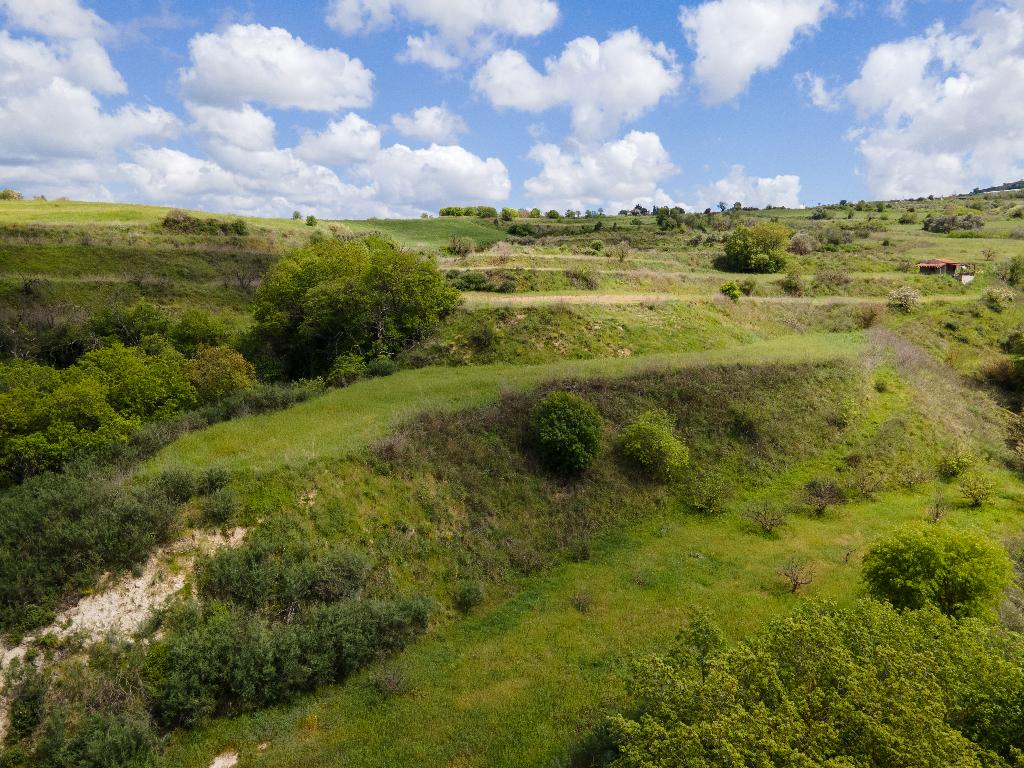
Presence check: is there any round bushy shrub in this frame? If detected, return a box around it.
[789,231,819,255]
[453,580,483,614]
[188,345,255,405]
[327,353,367,387]
[531,391,603,474]
[887,286,922,313]
[720,281,741,302]
[366,357,399,378]
[863,526,1012,618]
[618,409,689,482]
[201,486,240,526]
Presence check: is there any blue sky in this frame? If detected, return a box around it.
[1,0,1020,217]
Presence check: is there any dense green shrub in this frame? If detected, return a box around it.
[161,209,248,236]
[366,357,399,377]
[506,222,534,237]
[251,235,460,378]
[863,526,1012,617]
[89,301,170,346]
[610,600,1024,767]
[0,342,199,482]
[156,466,199,502]
[201,486,240,525]
[960,469,995,507]
[327,353,368,386]
[196,526,369,614]
[149,596,428,728]
[0,466,177,632]
[938,446,975,478]
[719,281,741,302]
[887,286,922,312]
[530,391,603,474]
[453,580,483,613]
[923,214,984,233]
[719,222,790,273]
[0,188,23,200]
[187,345,255,405]
[168,309,231,356]
[780,271,805,296]
[0,360,137,482]
[618,409,689,482]
[77,342,196,420]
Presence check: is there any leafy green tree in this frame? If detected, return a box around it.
[500,207,518,221]
[75,342,196,420]
[530,391,603,474]
[863,526,1012,618]
[250,236,460,379]
[188,345,255,404]
[89,301,170,346]
[0,362,137,481]
[610,600,1024,767]
[168,309,231,357]
[720,222,790,273]
[528,208,541,218]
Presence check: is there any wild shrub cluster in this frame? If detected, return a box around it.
[438,206,497,217]
[446,270,517,293]
[0,338,256,483]
[0,465,178,633]
[1,524,429,765]
[618,409,689,482]
[161,209,248,236]
[610,600,1024,767]
[717,222,790,273]
[922,214,984,233]
[531,392,604,474]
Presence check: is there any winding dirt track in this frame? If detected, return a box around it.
[461,292,975,307]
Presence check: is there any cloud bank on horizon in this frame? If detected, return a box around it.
[0,0,1021,218]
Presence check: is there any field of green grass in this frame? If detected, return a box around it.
[149,331,864,475]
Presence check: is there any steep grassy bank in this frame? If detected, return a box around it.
[156,332,1022,768]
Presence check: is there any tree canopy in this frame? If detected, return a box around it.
[862,526,1013,618]
[610,600,1024,768]
[249,235,460,379]
[720,222,790,273]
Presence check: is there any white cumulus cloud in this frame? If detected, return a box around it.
[473,29,681,140]
[681,0,835,104]
[0,0,110,40]
[845,1,1024,198]
[391,105,467,142]
[294,113,383,166]
[694,165,803,209]
[179,24,374,111]
[524,131,678,212]
[361,143,511,206]
[326,0,558,69]
[795,71,840,110]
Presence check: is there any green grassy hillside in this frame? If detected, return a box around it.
[2,191,1024,768]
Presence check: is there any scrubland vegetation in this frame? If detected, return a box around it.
[2,188,1024,767]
